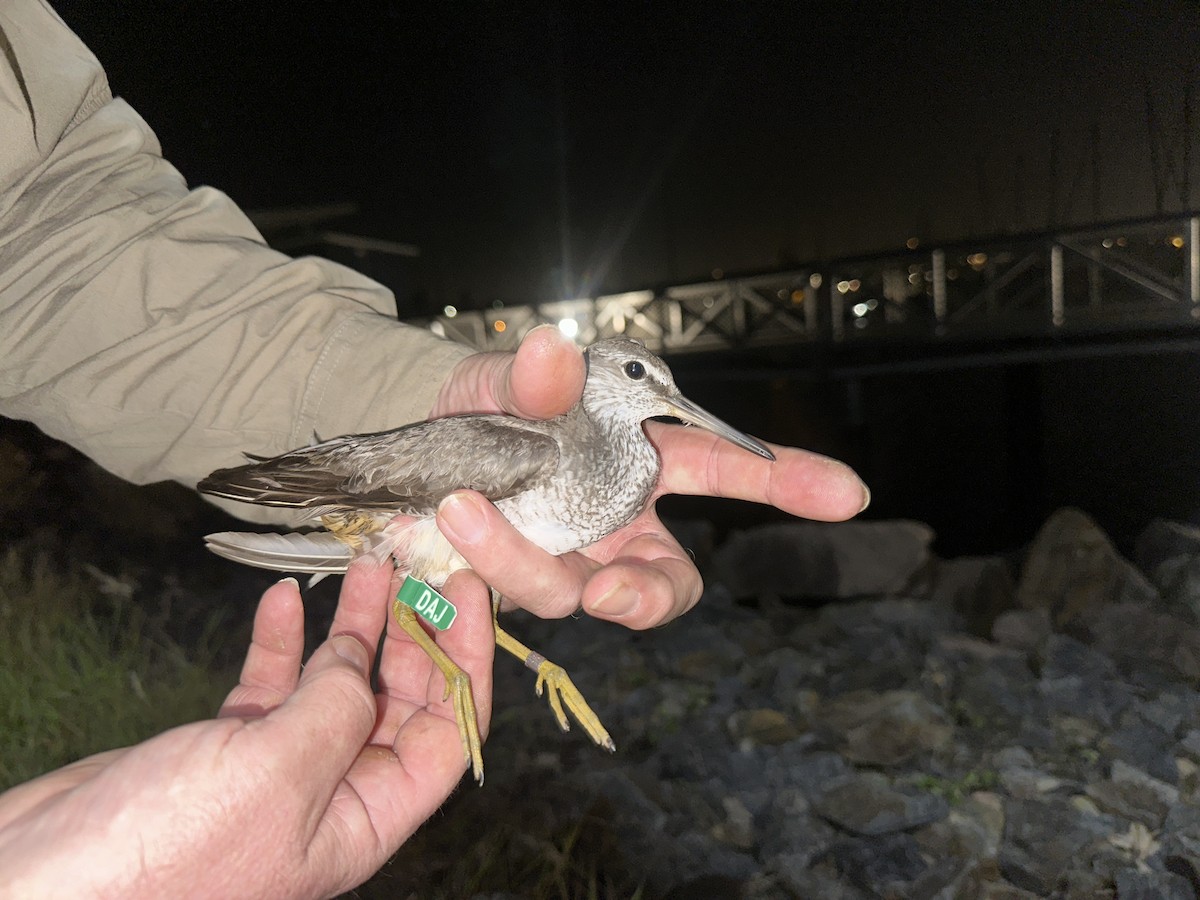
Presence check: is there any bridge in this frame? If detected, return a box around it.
[412,212,1200,377]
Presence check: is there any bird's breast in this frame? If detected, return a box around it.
[498,432,660,555]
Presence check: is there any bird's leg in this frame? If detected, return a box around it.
[490,590,616,752]
[390,597,485,785]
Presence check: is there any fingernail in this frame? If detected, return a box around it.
[276,576,300,589]
[590,583,638,618]
[438,492,488,544]
[858,482,872,514]
[331,634,369,675]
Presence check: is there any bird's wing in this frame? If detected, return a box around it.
[197,414,561,514]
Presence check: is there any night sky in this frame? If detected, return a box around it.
[56,2,1200,313]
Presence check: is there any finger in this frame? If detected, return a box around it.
[580,515,704,628]
[265,631,378,790]
[503,324,585,419]
[327,556,392,649]
[428,324,585,420]
[436,489,592,618]
[647,421,870,520]
[219,576,306,718]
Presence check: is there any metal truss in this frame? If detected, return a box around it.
[418,213,1200,353]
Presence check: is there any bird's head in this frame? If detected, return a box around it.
[581,338,774,460]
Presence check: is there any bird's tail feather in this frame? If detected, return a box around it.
[204,523,415,587]
[204,531,355,575]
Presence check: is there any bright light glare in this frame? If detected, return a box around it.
[443,305,458,318]
[852,302,870,317]
[493,319,507,333]
[558,317,579,338]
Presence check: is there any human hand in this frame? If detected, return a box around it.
[429,325,869,629]
[0,562,494,899]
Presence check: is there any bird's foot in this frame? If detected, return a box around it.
[531,654,616,752]
[391,598,486,784]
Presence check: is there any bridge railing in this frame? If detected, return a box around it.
[420,213,1200,353]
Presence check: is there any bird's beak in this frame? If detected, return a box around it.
[665,395,776,461]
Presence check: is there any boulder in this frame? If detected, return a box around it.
[713,519,935,599]
[1016,508,1157,629]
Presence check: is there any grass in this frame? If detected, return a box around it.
[0,546,236,791]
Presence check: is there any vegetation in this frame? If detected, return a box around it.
[0,546,235,791]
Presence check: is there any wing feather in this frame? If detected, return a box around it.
[197,414,561,515]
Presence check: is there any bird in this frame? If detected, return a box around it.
[197,337,774,783]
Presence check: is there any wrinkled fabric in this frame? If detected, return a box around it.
[0,1,473,522]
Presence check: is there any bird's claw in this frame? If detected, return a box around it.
[534,661,616,752]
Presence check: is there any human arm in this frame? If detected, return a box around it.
[0,0,471,520]
[0,561,494,899]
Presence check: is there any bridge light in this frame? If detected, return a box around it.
[906,237,920,250]
[967,252,988,269]
[443,304,458,318]
[852,302,869,317]
[1171,236,1185,249]
[791,289,805,304]
[558,317,579,338]
[493,319,507,333]
[837,280,851,294]
[809,273,823,289]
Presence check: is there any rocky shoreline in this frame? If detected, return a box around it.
[388,508,1200,899]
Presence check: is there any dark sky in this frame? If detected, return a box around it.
[56,2,1200,312]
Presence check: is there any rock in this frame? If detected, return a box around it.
[813,772,948,836]
[1085,760,1180,828]
[823,833,929,895]
[928,555,1017,637]
[711,795,755,850]
[992,608,1053,655]
[818,689,953,766]
[1135,518,1200,622]
[1087,603,1200,687]
[1017,507,1159,628]
[1114,868,1195,900]
[726,708,801,746]
[999,797,1119,894]
[1037,634,1132,727]
[1101,720,1180,784]
[712,519,935,599]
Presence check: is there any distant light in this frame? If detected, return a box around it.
[848,278,861,292]
[866,298,879,310]
[1116,237,1128,247]
[809,273,823,289]
[908,272,921,285]
[711,268,724,280]
[443,304,458,318]
[557,317,579,339]
[906,237,920,250]
[967,252,988,269]
[1171,236,1185,249]
[791,289,805,304]
[493,319,507,333]
[852,302,870,317]
[492,299,505,310]
[837,280,851,294]
[1102,238,1114,249]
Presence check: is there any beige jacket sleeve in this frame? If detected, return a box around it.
[0,1,474,520]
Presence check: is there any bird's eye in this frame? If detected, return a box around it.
[624,361,646,380]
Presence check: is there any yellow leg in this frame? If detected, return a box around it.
[391,598,485,785]
[491,593,615,752]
